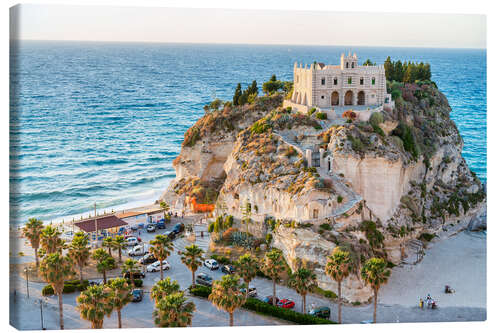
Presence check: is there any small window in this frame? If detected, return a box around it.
[372,77,376,85]
[351,62,355,68]
[346,62,349,68]
[297,76,299,83]
[321,95,325,99]
[334,77,338,85]
[348,77,352,84]
[321,77,325,85]
[313,209,319,219]
[360,77,364,85]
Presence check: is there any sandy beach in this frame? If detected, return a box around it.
[379,231,486,309]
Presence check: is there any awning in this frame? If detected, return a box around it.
[74,215,128,233]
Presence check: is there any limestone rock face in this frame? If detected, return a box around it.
[162,85,486,303]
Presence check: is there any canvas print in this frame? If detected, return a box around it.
[9,4,487,330]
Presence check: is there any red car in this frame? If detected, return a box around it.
[277,299,295,309]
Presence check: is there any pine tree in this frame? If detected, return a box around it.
[233,83,242,106]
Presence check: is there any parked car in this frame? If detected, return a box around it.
[125,235,141,241]
[146,223,156,233]
[195,273,213,287]
[221,264,235,274]
[131,289,144,302]
[261,296,280,305]
[147,260,171,272]
[123,271,145,280]
[128,244,149,256]
[163,230,176,240]
[204,259,219,270]
[125,237,139,246]
[309,306,331,319]
[138,253,157,265]
[88,280,103,287]
[239,287,257,298]
[172,223,185,234]
[157,221,166,229]
[277,299,295,309]
[130,225,138,231]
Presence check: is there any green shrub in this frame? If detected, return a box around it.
[369,112,384,127]
[308,107,317,116]
[210,254,231,265]
[314,286,337,300]
[126,279,143,287]
[316,112,327,120]
[243,298,335,324]
[285,146,298,158]
[286,106,292,112]
[360,220,385,248]
[251,119,271,134]
[347,135,364,152]
[419,232,435,242]
[42,285,54,296]
[337,195,343,203]
[189,285,212,298]
[352,301,361,306]
[63,284,76,293]
[265,233,272,244]
[319,223,332,231]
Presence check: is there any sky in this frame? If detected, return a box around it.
[10,4,486,49]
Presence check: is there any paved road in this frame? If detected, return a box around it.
[9,218,486,329]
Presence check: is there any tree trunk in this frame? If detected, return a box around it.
[191,270,195,286]
[229,311,234,326]
[108,248,112,256]
[160,265,164,280]
[272,279,276,305]
[337,281,342,324]
[302,294,306,314]
[58,292,64,330]
[118,248,122,262]
[79,266,84,284]
[118,309,122,328]
[373,290,378,324]
[130,273,135,288]
[103,270,107,284]
[34,248,39,268]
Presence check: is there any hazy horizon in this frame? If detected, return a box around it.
[10,4,486,49]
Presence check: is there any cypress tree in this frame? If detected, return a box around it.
[233,83,242,106]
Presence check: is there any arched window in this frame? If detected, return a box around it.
[321,77,325,85]
[346,62,349,68]
[352,62,355,68]
[360,77,364,85]
[348,77,352,85]
[334,77,338,85]
[372,77,376,85]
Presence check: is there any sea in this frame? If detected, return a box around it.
[9,41,487,225]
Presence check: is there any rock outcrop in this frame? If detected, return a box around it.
[162,82,486,302]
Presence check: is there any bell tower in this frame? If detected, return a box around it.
[340,51,358,70]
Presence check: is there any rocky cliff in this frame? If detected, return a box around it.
[161,82,486,302]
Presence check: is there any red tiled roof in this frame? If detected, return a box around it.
[75,215,127,233]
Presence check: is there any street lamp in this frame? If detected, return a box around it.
[39,297,47,330]
[23,266,31,299]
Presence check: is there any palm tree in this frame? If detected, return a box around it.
[121,259,139,288]
[92,248,116,284]
[107,278,133,328]
[208,274,246,326]
[39,253,75,330]
[150,277,180,304]
[22,218,44,267]
[153,292,195,327]
[76,284,113,329]
[160,201,170,221]
[235,253,259,299]
[149,235,173,280]
[260,249,287,305]
[288,268,317,314]
[68,232,91,283]
[40,225,65,254]
[325,247,353,324]
[361,257,391,323]
[179,244,204,286]
[102,236,115,256]
[113,236,127,262]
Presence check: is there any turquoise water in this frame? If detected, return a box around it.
[9,41,486,225]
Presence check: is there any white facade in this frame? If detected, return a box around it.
[290,52,391,108]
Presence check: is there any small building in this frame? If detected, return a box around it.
[74,215,128,235]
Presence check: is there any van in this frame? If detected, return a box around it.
[128,244,149,256]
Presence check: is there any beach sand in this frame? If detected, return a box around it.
[379,231,486,309]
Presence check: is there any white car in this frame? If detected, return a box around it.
[204,259,219,270]
[126,237,139,246]
[147,260,171,272]
[128,244,149,256]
